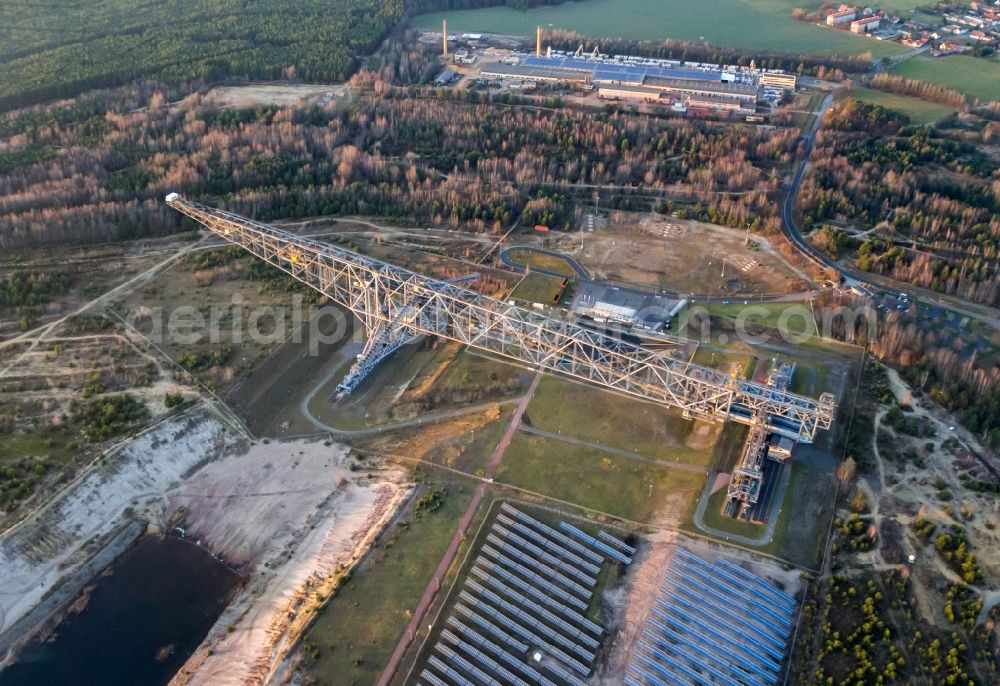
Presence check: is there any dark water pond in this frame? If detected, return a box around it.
[0,534,240,686]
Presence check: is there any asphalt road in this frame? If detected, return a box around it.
[499,245,813,304]
[778,92,850,283]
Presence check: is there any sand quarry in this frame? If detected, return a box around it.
[167,439,408,686]
[0,403,409,683]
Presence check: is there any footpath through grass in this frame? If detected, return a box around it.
[524,376,718,467]
[497,431,706,522]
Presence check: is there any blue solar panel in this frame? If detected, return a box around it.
[522,56,722,83]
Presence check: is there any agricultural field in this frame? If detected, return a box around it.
[890,54,1000,103]
[842,87,956,126]
[411,0,907,56]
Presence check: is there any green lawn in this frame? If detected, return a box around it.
[412,0,907,56]
[498,431,707,522]
[890,54,1000,103]
[510,272,567,305]
[690,346,757,377]
[505,249,578,278]
[301,474,477,685]
[704,301,818,335]
[842,87,956,126]
[525,376,718,466]
[434,349,531,396]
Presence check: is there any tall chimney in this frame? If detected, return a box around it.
[443,19,448,58]
[536,25,542,57]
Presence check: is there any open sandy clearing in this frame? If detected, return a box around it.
[543,214,812,295]
[206,84,349,108]
[165,440,409,686]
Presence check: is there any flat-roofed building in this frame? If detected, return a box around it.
[480,63,586,83]
[572,282,682,331]
[759,71,797,89]
[685,93,755,113]
[597,83,665,102]
[641,76,758,100]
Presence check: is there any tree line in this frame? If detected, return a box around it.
[869,74,968,109]
[542,29,867,77]
[820,290,1000,450]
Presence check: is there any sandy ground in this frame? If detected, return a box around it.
[543,214,812,295]
[850,364,1000,624]
[0,405,238,644]
[206,84,348,108]
[165,440,409,686]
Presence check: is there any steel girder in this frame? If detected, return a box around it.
[166,195,835,442]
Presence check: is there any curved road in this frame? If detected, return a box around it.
[779,92,857,283]
[500,245,813,304]
[299,355,519,437]
[499,245,590,280]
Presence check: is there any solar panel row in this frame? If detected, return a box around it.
[500,503,603,564]
[522,55,723,82]
[422,506,620,686]
[626,547,798,686]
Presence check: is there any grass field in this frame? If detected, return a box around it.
[842,87,956,126]
[497,432,706,522]
[509,272,566,305]
[301,472,477,685]
[703,301,818,335]
[411,0,906,56]
[504,249,578,278]
[890,54,1000,103]
[525,376,719,466]
[690,346,757,378]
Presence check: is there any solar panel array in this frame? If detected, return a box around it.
[418,503,634,686]
[522,55,724,82]
[626,547,797,686]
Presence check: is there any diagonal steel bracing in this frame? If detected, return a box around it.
[165,194,836,442]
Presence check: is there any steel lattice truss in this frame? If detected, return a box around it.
[166,195,836,442]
